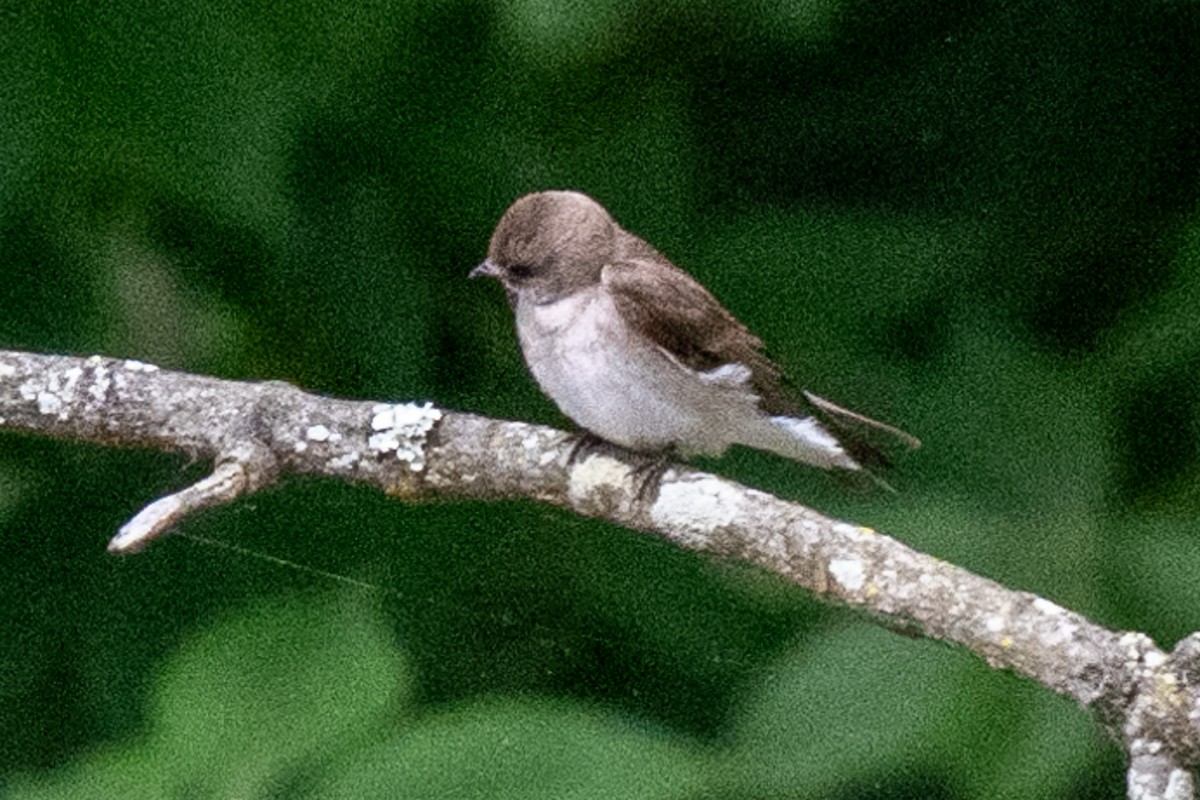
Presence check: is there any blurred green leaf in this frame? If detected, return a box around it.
[314,696,705,800]
[953,687,1115,800]
[727,623,1106,798]
[728,624,966,794]
[7,592,411,799]
[1108,514,1200,645]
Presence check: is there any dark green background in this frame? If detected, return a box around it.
[2,0,1198,796]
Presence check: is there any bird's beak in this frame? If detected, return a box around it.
[470,259,500,279]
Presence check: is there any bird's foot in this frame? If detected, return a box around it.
[628,451,674,502]
[559,433,673,502]
[561,431,609,466]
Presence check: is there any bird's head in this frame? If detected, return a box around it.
[472,191,616,303]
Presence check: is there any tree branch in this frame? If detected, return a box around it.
[1,348,1197,797]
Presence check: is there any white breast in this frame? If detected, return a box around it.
[514,287,762,455]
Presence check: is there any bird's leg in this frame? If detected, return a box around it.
[561,430,609,466]
[560,432,674,501]
[628,449,676,502]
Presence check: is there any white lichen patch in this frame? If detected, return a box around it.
[651,477,742,531]
[566,454,630,502]
[37,392,63,415]
[1032,597,1065,616]
[87,363,111,402]
[1120,632,1150,657]
[368,402,443,471]
[0,363,15,378]
[59,367,83,406]
[306,424,331,442]
[1143,649,1167,670]
[829,558,866,592]
[328,451,359,472]
[122,359,159,372]
[832,522,869,539]
[17,365,92,420]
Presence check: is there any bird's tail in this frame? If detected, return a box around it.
[801,391,920,490]
[735,392,918,488]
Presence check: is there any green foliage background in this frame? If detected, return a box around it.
[1,0,1198,796]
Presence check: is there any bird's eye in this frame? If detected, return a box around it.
[507,263,536,280]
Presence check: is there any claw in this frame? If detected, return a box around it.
[628,451,674,502]
[560,432,673,501]
[563,431,608,465]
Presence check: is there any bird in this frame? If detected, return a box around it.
[470,190,918,489]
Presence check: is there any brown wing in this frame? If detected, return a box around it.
[605,229,921,472]
[603,230,796,414]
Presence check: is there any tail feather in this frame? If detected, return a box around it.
[734,392,918,490]
[803,391,922,450]
[760,415,861,470]
[801,391,920,486]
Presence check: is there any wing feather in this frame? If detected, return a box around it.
[602,231,794,414]
[603,228,919,473]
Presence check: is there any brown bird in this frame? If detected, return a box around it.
[471,190,918,485]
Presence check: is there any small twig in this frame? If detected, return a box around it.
[109,442,277,553]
